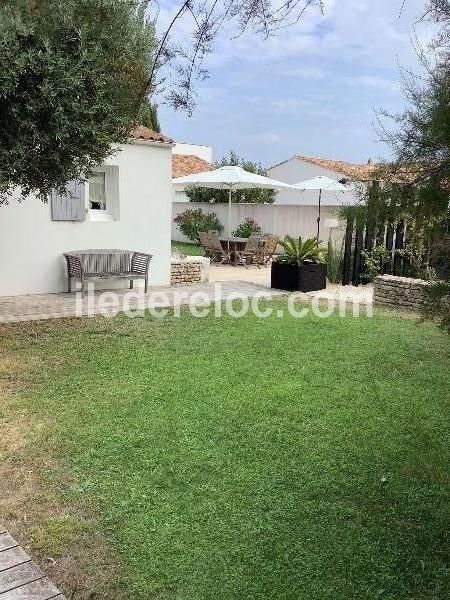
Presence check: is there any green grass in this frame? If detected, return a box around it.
[1,304,449,599]
[171,240,204,256]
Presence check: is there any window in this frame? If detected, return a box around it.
[89,172,107,211]
[88,167,119,221]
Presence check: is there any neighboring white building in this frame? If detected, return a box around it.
[173,142,212,163]
[264,155,378,241]
[267,155,376,206]
[0,126,174,296]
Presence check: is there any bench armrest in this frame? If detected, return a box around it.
[64,254,83,278]
[131,252,152,275]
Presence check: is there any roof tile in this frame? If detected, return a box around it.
[173,155,212,178]
[129,125,174,144]
[294,155,378,181]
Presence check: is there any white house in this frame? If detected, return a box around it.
[0,126,174,296]
[263,154,377,241]
[267,155,376,206]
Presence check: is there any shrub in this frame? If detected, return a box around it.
[232,218,262,238]
[173,208,223,243]
[361,246,391,282]
[421,280,450,333]
[326,238,342,283]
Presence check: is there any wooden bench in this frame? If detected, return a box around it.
[63,249,152,294]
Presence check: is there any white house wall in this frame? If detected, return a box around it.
[0,142,172,296]
[268,158,361,206]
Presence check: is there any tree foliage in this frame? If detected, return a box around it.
[275,236,325,265]
[377,0,449,224]
[138,98,161,132]
[186,151,277,204]
[421,279,450,333]
[0,0,321,203]
[150,1,324,113]
[377,1,450,328]
[0,0,155,203]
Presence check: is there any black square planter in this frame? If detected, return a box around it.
[271,262,327,292]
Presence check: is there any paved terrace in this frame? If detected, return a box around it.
[0,265,373,324]
[0,527,66,599]
[0,281,287,324]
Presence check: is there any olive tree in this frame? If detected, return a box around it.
[0,0,322,203]
[0,0,155,203]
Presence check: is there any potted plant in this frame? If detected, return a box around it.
[271,236,327,292]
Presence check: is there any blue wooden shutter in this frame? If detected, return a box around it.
[51,180,86,221]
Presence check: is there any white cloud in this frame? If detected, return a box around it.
[200,0,436,70]
[357,76,401,95]
[280,66,329,80]
[158,0,439,164]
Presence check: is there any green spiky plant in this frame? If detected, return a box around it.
[326,237,343,283]
[275,236,325,266]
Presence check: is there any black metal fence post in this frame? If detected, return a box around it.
[385,222,395,274]
[393,220,405,275]
[342,215,354,285]
[352,219,364,286]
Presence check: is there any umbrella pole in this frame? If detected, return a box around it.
[317,188,322,240]
[228,188,232,254]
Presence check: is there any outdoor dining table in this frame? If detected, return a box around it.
[219,237,249,264]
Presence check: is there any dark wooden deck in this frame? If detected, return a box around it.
[0,528,66,599]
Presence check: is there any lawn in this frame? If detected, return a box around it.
[171,240,204,256]
[0,303,448,600]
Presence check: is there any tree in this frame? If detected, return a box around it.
[186,151,277,204]
[0,0,322,203]
[138,98,161,133]
[0,0,155,204]
[377,0,449,224]
[377,1,450,329]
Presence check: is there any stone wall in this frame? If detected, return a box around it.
[170,258,204,285]
[374,275,430,310]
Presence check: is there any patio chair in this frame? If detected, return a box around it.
[260,234,279,266]
[234,234,264,268]
[208,231,232,264]
[198,231,213,258]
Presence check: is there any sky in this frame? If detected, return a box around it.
[156,0,436,168]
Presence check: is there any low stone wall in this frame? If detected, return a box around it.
[374,275,429,310]
[171,257,209,285]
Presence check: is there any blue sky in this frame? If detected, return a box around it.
[157,0,436,167]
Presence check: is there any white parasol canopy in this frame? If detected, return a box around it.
[173,166,292,239]
[291,176,355,239]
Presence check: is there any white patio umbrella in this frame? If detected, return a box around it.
[172,166,292,241]
[291,176,354,239]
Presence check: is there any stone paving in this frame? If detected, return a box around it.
[209,264,374,302]
[0,281,287,324]
[0,265,374,325]
[0,527,66,599]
